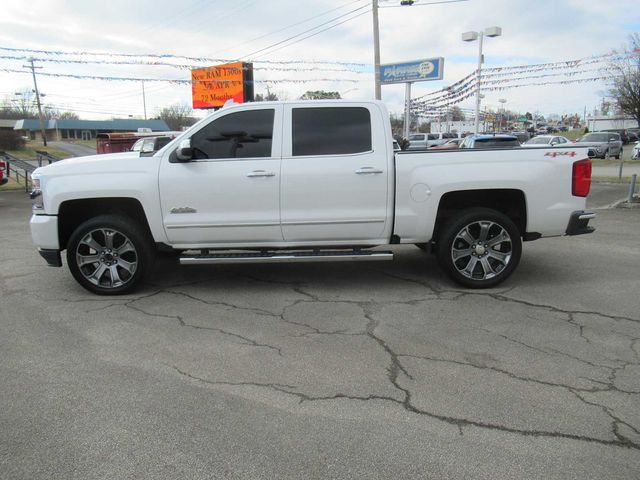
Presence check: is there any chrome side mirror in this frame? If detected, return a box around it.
[175,139,193,162]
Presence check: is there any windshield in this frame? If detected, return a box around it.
[131,139,145,152]
[526,137,550,145]
[579,133,609,142]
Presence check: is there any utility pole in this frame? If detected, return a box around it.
[372,0,381,100]
[142,80,147,120]
[24,58,47,147]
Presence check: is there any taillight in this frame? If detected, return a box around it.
[572,159,591,197]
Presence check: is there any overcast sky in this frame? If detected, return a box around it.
[0,0,638,121]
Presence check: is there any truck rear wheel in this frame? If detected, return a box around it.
[66,214,154,295]
[436,208,522,289]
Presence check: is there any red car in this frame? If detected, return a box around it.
[0,159,7,186]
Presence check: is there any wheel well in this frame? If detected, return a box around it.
[58,198,152,250]
[433,189,527,241]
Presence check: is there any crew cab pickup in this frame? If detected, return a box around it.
[29,100,595,295]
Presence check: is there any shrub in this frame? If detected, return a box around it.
[0,130,26,150]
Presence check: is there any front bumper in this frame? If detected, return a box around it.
[30,213,59,250]
[565,211,595,236]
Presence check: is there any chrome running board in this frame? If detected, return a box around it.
[179,250,394,265]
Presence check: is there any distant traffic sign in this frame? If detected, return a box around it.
[380,58,444,84]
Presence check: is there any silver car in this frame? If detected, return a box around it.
[575,132,623,159]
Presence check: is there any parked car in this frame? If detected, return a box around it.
[632,141,640,160]
[511,131,530,144]
[30,100,595,294]
[459,134,521,149]
[628,131,638,143]
[575,132,623,159]
[600,129,630,145]
[429,138,463,149]
[523,135,571,147]
[131,135,177,155]
[407,132,458,150]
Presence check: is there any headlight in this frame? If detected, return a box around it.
[30,173,43,207]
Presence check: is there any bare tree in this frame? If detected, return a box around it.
[0,88,38,119]
[609,33,640,127]
[157,103,197,131]
[450,106,466,121]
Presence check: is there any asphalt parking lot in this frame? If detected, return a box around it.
[1,185,639,480]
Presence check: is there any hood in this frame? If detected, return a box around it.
[33,151,153,177]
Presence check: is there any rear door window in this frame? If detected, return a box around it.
[292,107,371,156]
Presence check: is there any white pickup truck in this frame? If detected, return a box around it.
[30,100,595,295]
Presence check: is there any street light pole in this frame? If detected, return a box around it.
[473,32,484,134]
[372,0,381,100]
[462,27,502,134]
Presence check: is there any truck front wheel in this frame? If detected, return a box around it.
[436,208,522,289]
[66,214,154,295]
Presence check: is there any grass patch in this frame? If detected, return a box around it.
[563,130,585,141]
[5,144,73,160]
[591,159,640,167]
[68,139,97,148]
[0,176,28,191]
[592,176,635,183]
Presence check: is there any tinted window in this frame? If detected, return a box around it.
[292,107,371,156]
[580,133,608,142]
[156,137,172,149]
[191,109,274,159]
[427,134,439,140]
[475,138,520,148]
[409,134,425,141]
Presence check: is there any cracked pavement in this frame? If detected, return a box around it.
[1,186,639,480]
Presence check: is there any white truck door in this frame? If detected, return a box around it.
[280,104,391,243]
[158,105,283,246]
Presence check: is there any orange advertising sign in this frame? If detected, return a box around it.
[191,62,253,109]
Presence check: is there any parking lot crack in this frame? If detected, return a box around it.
[125,296,283,356]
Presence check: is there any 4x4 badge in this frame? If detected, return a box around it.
[170,207,197,214]
[545,151,577,157]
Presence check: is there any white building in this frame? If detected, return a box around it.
[586,116,638,131]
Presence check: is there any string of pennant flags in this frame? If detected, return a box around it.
[0,44,631,111]
[0,54,368,74]
[0,67,359,85]
[0,45,369,68]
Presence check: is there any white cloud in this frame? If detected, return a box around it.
[0,0,637,120]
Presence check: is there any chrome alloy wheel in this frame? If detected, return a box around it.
[450,220,513,281]
[75,228,138,288]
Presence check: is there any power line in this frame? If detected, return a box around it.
[238,4,371,60]
[247,8,372,60]
[209,0,365,57]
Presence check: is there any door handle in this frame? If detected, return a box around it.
[355,167,384,175]
[246,170,276,178]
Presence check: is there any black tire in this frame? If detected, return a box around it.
[66,214,154,295]
[436,208,522,289]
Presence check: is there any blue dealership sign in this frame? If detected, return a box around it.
[380,57,444,84]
